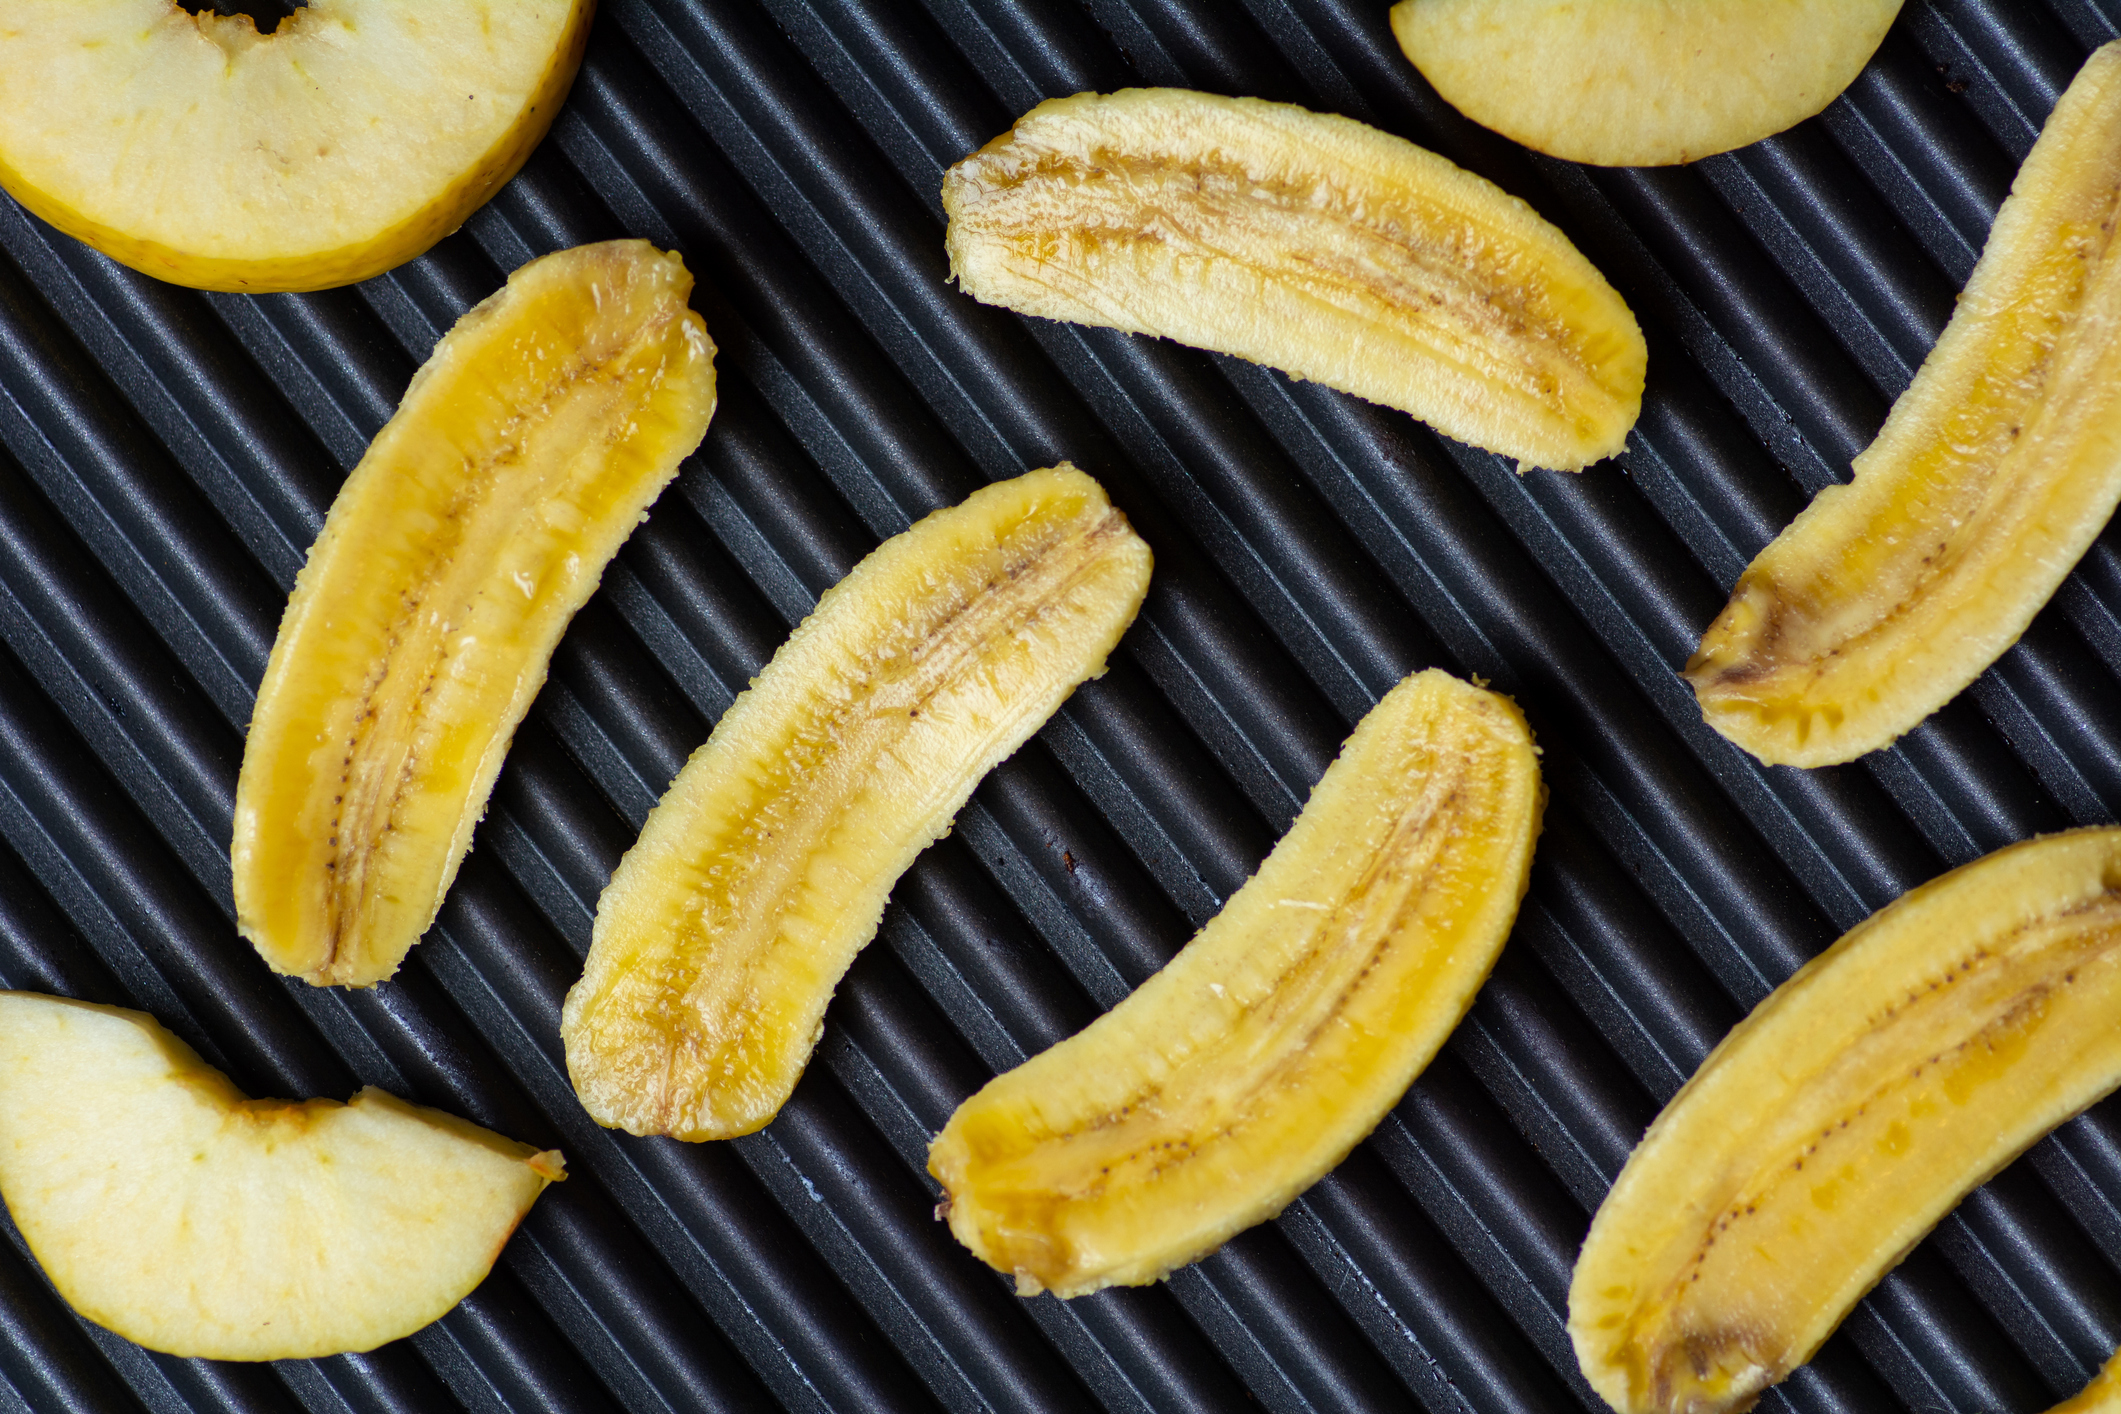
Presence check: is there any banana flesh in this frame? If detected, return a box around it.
[2053,1352,2121,1414]
[1570,828,2121,1414]
[561,466,1152,1141]
[234,240,716,987]
[942,88,1645,472]
[1688,42,2121,767]
[929,669,1542,1298]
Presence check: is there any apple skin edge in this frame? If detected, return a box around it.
[0,1,594,294]
[0,991,564,1361]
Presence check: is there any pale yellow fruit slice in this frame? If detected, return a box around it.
[562,465,1152,1141]
[0,0,594,292]
[929,668,1543,1298]
[0,991,562,1361]
[1570,828,2121,1414]
[943,89,1645,472]
[234,240,716,988]
[1688,41,2121,767]
[1390,1,1902,167]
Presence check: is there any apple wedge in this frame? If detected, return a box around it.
[0,1,594,292]
[1391,0,1903,167]
[0,992,563,1360]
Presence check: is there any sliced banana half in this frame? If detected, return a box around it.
[562,465,1153,1141]
[235,240,717,987]
[1571,828,2121,1413]
[2051,1352,2121,1414]
[1688,41,2121,767]
[943,88,1645,472]
[930,668,1542,1298]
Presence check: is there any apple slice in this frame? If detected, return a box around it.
[1390,0,1903,167]
[0,992,563,1360]
[0,1,594,292]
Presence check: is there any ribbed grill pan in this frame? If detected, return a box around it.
[0,1,2112,1409]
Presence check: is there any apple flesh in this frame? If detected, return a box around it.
[0,992,563,1360]
[1391,0,1903,167]
[0,1,594,291]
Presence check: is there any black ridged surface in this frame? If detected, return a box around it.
[0,2,2117,1410]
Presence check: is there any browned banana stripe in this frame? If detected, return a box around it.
[235,240,717,987]
[930,669,1542,1298]
[944,88,1644,472]
[563,466,1153,1142]
[1571,829,2121,1414]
